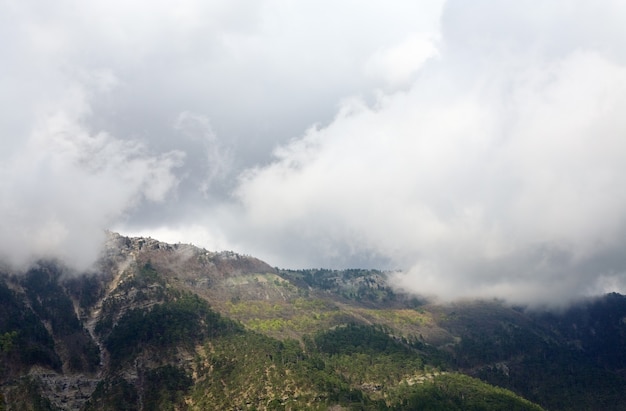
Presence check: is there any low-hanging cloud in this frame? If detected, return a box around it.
[231,4,626,305]
[0,83,183,271]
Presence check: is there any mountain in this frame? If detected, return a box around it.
[0,233,624,410]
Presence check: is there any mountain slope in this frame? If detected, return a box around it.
[0,233,624,410]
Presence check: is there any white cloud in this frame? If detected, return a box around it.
[232,37,626,305]
[365,33,440,88]
[0,80,183,270]
[5,0,626,305]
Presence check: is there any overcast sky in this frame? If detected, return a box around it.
[3,0,626,305]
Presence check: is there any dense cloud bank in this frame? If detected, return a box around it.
[237,50,626,304]
[3,0,626,304]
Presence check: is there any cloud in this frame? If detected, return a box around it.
[173,111,232,196]
[0,81,183,270]
[5,0,626,305]
[365,33,440,88]
[229,3,626,305]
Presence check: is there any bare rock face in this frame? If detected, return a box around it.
[28,369,100,410]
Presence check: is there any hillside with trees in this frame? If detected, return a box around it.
[1,234,625,410]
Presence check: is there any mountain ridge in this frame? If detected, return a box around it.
[0,233,625,410]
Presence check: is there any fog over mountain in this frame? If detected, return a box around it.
[2,0,626,304]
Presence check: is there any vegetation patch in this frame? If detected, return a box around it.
[391,373,544,411]
[190,331,381,410]
[143,365,193,411]
[104,293,240,364]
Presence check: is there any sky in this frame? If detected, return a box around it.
[2,0,626,305]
